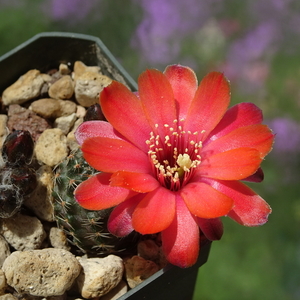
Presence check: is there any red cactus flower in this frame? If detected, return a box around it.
[75,65,274,268]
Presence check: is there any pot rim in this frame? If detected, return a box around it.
[0,31,138,91]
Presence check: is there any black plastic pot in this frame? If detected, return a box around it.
[118,241,211,300]
[0,32,137,94]
[0,32,211,300]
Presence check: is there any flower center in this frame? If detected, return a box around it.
[146,120,203,191]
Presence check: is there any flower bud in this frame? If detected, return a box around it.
[0,187,22,218]
[10,167,37,195]
[84,103,106,121]
[2,130,34,166]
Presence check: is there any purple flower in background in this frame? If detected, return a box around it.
[131,0,215,64]
[223,22,278,93]
[268,118,300,154]
[42,0,98,22]
[248,0,291,24]
[0,0,21,7]
[266,117,300,183]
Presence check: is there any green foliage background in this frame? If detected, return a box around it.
[0,1,299,299]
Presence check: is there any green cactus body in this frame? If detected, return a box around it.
[53,148,125,256]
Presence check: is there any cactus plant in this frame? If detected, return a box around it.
[52,147,138,256]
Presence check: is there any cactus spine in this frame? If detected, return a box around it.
[53,148,123,256]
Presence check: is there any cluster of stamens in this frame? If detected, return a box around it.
[146,120,204,191]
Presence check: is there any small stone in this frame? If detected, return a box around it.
[0,115,8,149]
[137,239,160,261]
[66,116,83,151]
[42,294,68,300]
[49,76,74,100]
[0,294,18,300]
[0,213,46,251]
[13,294,42,300]
[47,295,68,300]
[59,63,71,75]
[24,165,54,222]
[7,104,51,141]
[74,72,112,107]
[41,73,53,83]
[0,269,7,295]
[76,105,86,118]
[76,255,124,299]
[34,128,69,167]
[73,61,100,80]
[72,117,84,133]
[2,70,44,105]
[29,98,61,119]
[137,239,168,268]
[30,99,77,119]
[49,227,70,251]
[2,248,81,297]
[57,100,77,117]
[54,113,77,135]
[0,235,10,268]
[124,256,159,289]
[40,73,53,97]
[100,280,128,300]
[66,123,82,152]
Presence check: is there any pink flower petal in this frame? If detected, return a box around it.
[132,187,176,234]
[164,65,198,120]
[108,195,143,237]
[200,147,262,180]
[203,179,272,226]
[161,195,199,268]
[75,120,123,146]
[202,124,274,158]
[74,173,131,210]
[205,102,263,143]
[196,217,224,241]
[100,81,152,152]
[180,182,234,218]
[227,182,272,226]
[138,69,177,135]
[81,136,151,173]
[184,72,230,139]
[110,171,159,192]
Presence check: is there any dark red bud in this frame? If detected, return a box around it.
[243,167,264,183]
[0,187,22,218]
[2,130,34,166]
[84,103,106,121]
[10,167,37,195]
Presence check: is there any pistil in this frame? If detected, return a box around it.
[146,121,202,191]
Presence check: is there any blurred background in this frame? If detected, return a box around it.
[0,1,299,299]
